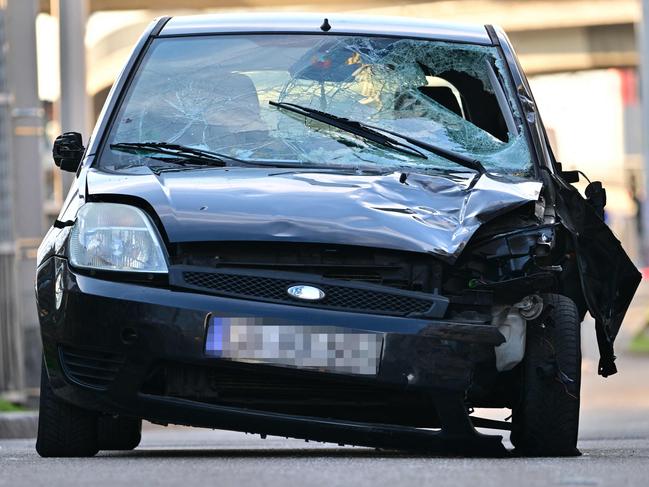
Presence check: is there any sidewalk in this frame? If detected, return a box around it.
[0,412,37,439]
[617,279,649,342]
[581,279,649,412]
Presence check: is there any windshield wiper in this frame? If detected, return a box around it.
[110,141,385,174]
[110,142,247,167]
[269,101,486,175]
[270,101,428,161]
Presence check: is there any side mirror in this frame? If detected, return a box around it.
[53,132,84,172]
[585,181,607,220]
[555,161,580,184]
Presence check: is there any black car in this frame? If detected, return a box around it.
[35,13,640,458]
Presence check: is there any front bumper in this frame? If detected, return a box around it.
[36,257,506,455]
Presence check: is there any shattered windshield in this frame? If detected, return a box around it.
[100,34,533,175]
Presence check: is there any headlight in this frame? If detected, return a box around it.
[69,203,168,273]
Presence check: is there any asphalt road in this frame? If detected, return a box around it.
[2,310,649,486]
[1,411,649,487]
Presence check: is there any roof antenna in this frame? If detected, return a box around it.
[320,18,331,32]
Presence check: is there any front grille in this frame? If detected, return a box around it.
[172,242,442,291]
[180,270,436,316]
[59,347,125,390]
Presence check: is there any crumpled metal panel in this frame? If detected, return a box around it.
[87,167,542,263]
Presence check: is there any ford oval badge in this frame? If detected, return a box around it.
[287,284,325,301]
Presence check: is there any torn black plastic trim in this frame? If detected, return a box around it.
[552,175,641,376]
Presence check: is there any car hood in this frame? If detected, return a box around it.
[86,167,542,263]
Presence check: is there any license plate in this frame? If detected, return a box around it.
[205,316,382,375]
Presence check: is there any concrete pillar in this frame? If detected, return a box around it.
[54,0,89,193]
[5,0,44,389]
[56,0,90,135]
[0,2,23,396]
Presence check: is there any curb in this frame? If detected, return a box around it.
[0,412,38,439]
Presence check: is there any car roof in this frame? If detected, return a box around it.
[160,12,493,45]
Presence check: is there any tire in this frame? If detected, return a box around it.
[36,359,99,457]
[511,293,581,456]
[98,416,142,450]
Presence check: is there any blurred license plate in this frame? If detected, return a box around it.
[205,317,382,375]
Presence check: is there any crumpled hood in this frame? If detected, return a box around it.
[86,167,542,263]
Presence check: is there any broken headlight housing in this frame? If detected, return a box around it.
[69,203,168,273]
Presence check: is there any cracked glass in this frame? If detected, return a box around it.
[100,34,533,175]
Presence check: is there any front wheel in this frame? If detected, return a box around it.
[511,293,581,456]
[98,416,142,450]
[36,359,99,457]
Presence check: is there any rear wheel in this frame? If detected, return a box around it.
[36,360,99,457]
[511,293,581,456]
[98,416,142,450]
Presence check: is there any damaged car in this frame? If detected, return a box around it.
[35,14,640,458]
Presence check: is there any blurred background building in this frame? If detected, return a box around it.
[0,0,647,398]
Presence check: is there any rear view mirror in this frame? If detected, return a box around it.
[53,132,85,172]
